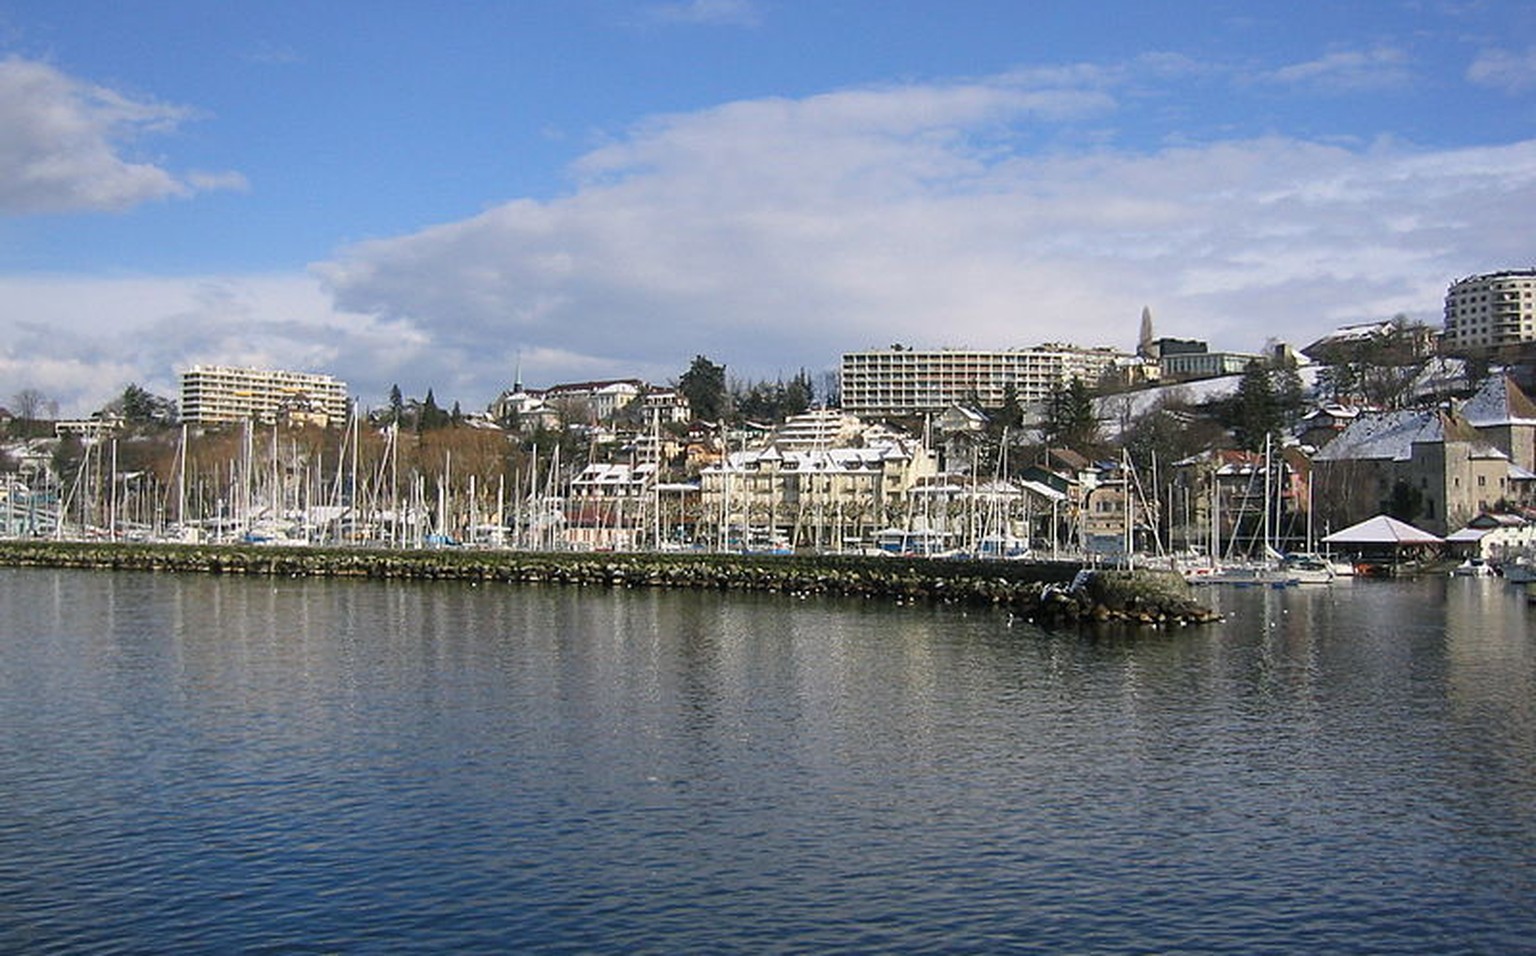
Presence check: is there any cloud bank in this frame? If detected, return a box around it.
[315,69,1536,401]
[8,59,1536,417]
[0,56,244,214]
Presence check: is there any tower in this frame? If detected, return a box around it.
[1137,306,1155,359]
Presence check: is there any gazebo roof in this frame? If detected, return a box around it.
[1321,514,1443,546]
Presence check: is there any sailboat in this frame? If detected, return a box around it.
[1187,438,1304,586]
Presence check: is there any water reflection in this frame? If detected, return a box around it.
[1,568,1533,953]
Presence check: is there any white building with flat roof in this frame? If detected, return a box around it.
[1443,269,1536,357]
[180,365,349,426]
[840,344,1130,418]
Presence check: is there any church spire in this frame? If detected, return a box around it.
[1137,306,1155,358]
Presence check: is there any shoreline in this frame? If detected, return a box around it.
[0,540,1221,627]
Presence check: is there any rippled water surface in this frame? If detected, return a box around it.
[2,569,1533,953]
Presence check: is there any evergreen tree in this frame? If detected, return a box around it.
[418,389,451,431]
[1231,361,1280,451]
[679,355,727,422]
[388,384,405,425]
[1043,377,1098,450]
[784,369,814,417]
[115,383,178,426]
[1271,358,1306,429]
[996,381,1024,432]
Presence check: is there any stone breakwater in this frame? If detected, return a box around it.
[0,541,1220,627]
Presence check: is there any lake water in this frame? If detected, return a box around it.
[1,568,1533,953]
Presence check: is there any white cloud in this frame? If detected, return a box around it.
[645,0,761,27]
[0,55,243,214]
[0,274,425,415]
[1467,46,1536,94]
[1264,47,1411,92]
[315,71,1536,403]
[12,65,1536,417]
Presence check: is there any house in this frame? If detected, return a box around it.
[1312,407,1514,536]
[1080,467,1159,559]
[1444,513,1535,563]
[544,380,643,423]
[1296,404,1361,450]
[1459,373,1536,475]
[640,388,691,426]
[566,461,658,551]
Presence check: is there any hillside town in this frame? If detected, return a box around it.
[4,269,1535,577]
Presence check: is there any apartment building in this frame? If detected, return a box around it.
[1442,269,1536,357]
[840,344,1130,418]
[699,439,939,551]
[180,365,349,426]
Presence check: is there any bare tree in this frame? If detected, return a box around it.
[11,388,49,420]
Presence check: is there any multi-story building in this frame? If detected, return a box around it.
[699,439,938,551]
[180,365,349,426]
[839,344,1131,418]
[566,461,659,551]
[544,379,643,423]
[1311,407,1516,536]
[1157,348,1262,381]
[1442,269,1536,358]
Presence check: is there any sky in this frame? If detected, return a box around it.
[2,0,1535,417]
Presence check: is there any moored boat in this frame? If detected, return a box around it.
[1281,553,1337,585]
[1500,558,1536,584]
[1450,557,1497,577]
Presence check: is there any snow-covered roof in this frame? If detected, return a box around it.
[711,445,904,474]
[1322,514,1443,545]
[1304,322,1396,350]
[1314,409,1450,463]
[1460,375,1536,429]
[1445,527,1489,543]
[1018,479,1068,502]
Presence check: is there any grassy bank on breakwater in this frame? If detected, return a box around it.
[0,541,1220,627]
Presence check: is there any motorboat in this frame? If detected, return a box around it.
[1450,557,1496,577]
[1281,553,1338,585]
[1500,558,1536,584]
[1186,562,1300,587]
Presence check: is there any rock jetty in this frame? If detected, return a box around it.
[0,541,1220,627]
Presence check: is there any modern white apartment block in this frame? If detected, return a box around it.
[840,345,1130,418]
[180,365,349,426]
[1443,269,1536,356]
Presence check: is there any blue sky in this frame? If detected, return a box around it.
[2,0,1535,415]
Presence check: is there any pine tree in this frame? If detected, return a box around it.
[679,355,727,422]
[1044,377,1098,450]
[1232,361,1280,451]
[388,384,405,425]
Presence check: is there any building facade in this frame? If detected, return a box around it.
[1311,408,1516,536]
[699,440,939,551]
[1442,269,1536,357]
[180,365,349,426]
[1158,349,1262,381]
[839,345,1130,418]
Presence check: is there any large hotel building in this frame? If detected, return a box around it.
[840,344,1130,418]
[180,365,350,426]
[1442,269,1536,358]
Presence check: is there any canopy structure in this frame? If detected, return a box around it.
[1321,514,1444,546]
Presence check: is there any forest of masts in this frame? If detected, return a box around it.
[11,409,625,549]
